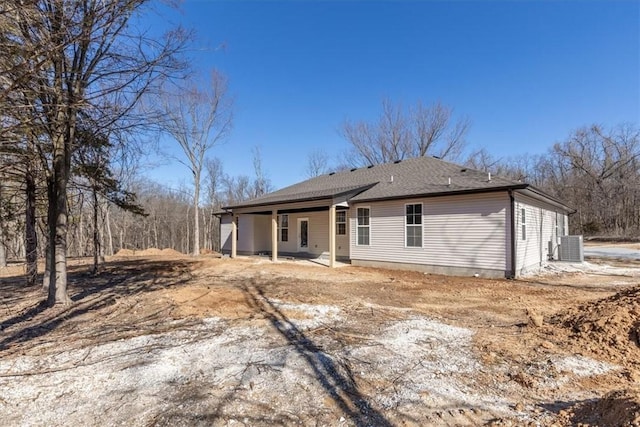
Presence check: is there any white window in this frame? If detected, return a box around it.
[336,211,346,235]
[357,207,370,246]
[405,203,422,247]
[521,208,526,240]
[280,214,289,242]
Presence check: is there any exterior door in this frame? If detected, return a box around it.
[297,218,309,251]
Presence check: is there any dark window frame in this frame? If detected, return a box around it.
[280,214,289,242]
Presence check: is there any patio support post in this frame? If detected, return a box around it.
[271,210,278,262]
[329,205,336,268]
[231,215,237,258]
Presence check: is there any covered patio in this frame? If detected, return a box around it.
[221,184,373,267]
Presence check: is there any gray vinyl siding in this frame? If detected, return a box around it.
[307,211,330,255]
[226,208,349,258]
[237,215,255,253]
[253,215,271,253]
[269,211,328,256]
[219,214,271,254]
[350,193,510,272]
[514,194,569,274]
[220,215,232,252]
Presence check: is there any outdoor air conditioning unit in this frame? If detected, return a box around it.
[559,235,584,262]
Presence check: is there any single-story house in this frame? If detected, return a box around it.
[219,156,573,278]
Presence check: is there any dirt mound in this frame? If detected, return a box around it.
[199,248,221,257]
[165,285,254,319]
[114,249,135,256]
[160,248,183,256]
[114,248,184,257]
[550,286,640,366]
[112,248,186,258]
[556,389,640,427]
[135,248,162,256]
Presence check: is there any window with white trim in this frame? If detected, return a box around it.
[280,214,289,242]
[336,211,346,235]
[357,207,370,245]
[405,203,422,247]
[521,208,526,240]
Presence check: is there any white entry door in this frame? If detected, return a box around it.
[297,218,309,251]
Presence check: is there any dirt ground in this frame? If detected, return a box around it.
[0,251,639,426]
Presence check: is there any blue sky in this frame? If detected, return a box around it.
[145,0,639,191]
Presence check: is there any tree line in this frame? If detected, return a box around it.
[0,1,252,304]
[464,123,640,236]
[312,99,639,237]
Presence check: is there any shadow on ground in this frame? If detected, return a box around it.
[238,278,393,427]
[0,258,197,353]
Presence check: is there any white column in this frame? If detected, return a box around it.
[271,210,278,262]
[231,215,237,258]
[329,205,336,268]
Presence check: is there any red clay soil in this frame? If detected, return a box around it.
[540,286,640,426]
[547,285,640,369]
[555,388,640,427]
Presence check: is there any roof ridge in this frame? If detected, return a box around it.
[225,155,547,210]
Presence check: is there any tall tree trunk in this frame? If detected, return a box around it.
[153,216,158,248]
[25,168,38,286]
[0,226,6,269]
[105,204,113,256]
[202,208,210,251]
[47,130,72,306]
[193,173,200,256]
[77,193,84,257]
[185,205,190,254]
[92,185,101,274]
[0,181,6,269]
[42,240,51,291]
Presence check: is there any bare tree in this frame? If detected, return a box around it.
[0,0,187,305]
[222,175,252,205]
[155,70,233,256]
[341,98,470,166]
[0,230,5,268]
[203,157,223,250]
[74,127,145,273]
[464,149,547,186]
[464,147,502,173]
[304,148,331,177]
[250,146,273,198]
[467,123,640,236]
[412,101,470,161]
[549,124,640,235]
[205,157,224,206]
[0,180,6,268]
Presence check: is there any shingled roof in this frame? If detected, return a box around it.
[224,156,549,210]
